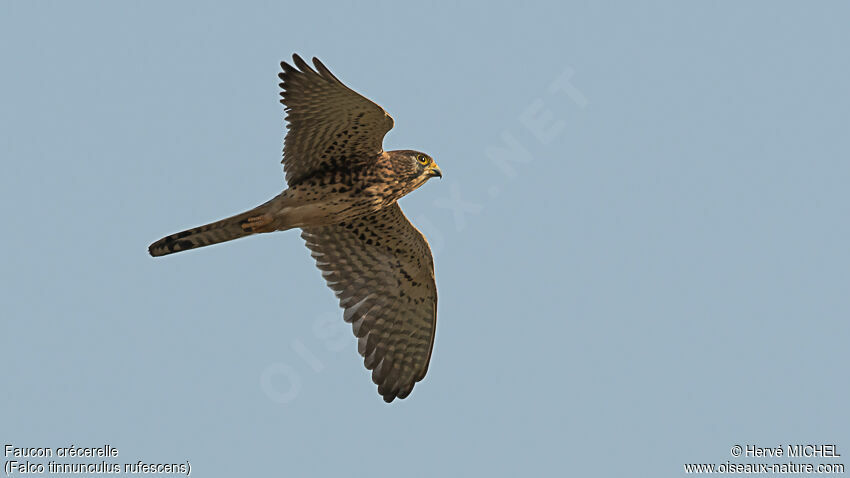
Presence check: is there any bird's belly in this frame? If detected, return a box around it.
[272,193,386,228]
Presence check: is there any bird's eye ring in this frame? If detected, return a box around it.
[417,155,429,165]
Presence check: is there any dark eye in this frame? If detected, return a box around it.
[417,155,429,165]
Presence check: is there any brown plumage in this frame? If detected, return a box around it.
[148,54,442,402]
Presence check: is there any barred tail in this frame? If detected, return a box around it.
[148,205,274,257]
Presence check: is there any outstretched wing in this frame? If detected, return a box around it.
[279,54,394,185]
[301,203,437,402]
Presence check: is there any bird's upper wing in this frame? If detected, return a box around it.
[301,203,437,402]
[279,54,394,185]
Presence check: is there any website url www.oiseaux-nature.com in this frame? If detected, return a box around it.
[684,462,844,474]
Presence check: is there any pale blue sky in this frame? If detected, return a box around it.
[2,1,848,476]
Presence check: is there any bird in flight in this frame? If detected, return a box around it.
[149,54,442,402]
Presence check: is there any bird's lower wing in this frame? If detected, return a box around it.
[301,202,437,402]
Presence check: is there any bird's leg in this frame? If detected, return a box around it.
[240,214,276,233]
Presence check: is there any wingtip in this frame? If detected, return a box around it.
[291,53,314,73]
[280,54,308,75]
[312,56,341,83]
[281,54,338,84]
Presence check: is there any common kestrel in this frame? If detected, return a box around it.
[149,54,441,402]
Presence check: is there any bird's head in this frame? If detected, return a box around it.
[387,150,442,194]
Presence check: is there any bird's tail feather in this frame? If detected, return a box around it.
[148,205,276,257]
